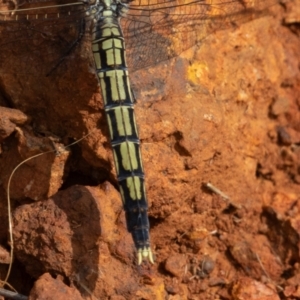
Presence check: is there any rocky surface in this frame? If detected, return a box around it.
[0,0,299,299]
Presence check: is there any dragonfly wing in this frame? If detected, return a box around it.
[123,0,280,71]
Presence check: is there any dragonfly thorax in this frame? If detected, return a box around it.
[89,0,128,20]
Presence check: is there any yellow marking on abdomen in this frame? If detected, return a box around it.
[106,48,122,66]
[126,176,142,200]
[120,141,138,171]
[114,106,132,136]
[98,70,127,101]
[112,148,120,175]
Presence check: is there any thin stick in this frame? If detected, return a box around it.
[205,182,230,200]
[0,280,17,292]
[0,288,28,300]
[255,253,283,292]
[3,130,94,287]
[73,274,99,300]
[0,2,83,14]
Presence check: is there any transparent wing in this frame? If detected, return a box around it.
[0,0,281,76]
[0,0,87,76]
[122,0,281,70]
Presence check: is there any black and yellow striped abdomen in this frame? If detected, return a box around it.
[91,4,153,264]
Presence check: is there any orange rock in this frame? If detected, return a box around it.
[231,277,279,300]
[29,273,83,300]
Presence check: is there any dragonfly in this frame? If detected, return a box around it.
[0,0,285,265]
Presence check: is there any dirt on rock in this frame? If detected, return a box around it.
[0,1,300,299]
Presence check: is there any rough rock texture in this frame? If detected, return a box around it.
[0,0,299,299]
[0,107,28,143]
[29,273,84,300]
[231,277,280,300]
[0,126,70,200]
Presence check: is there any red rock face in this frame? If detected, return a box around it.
[0,0,299,299]
[29,273,84,300]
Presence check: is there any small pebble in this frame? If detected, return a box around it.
[165,254,187,278]
[201,256,215,275]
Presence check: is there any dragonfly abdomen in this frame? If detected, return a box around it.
[91,2,153,264]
